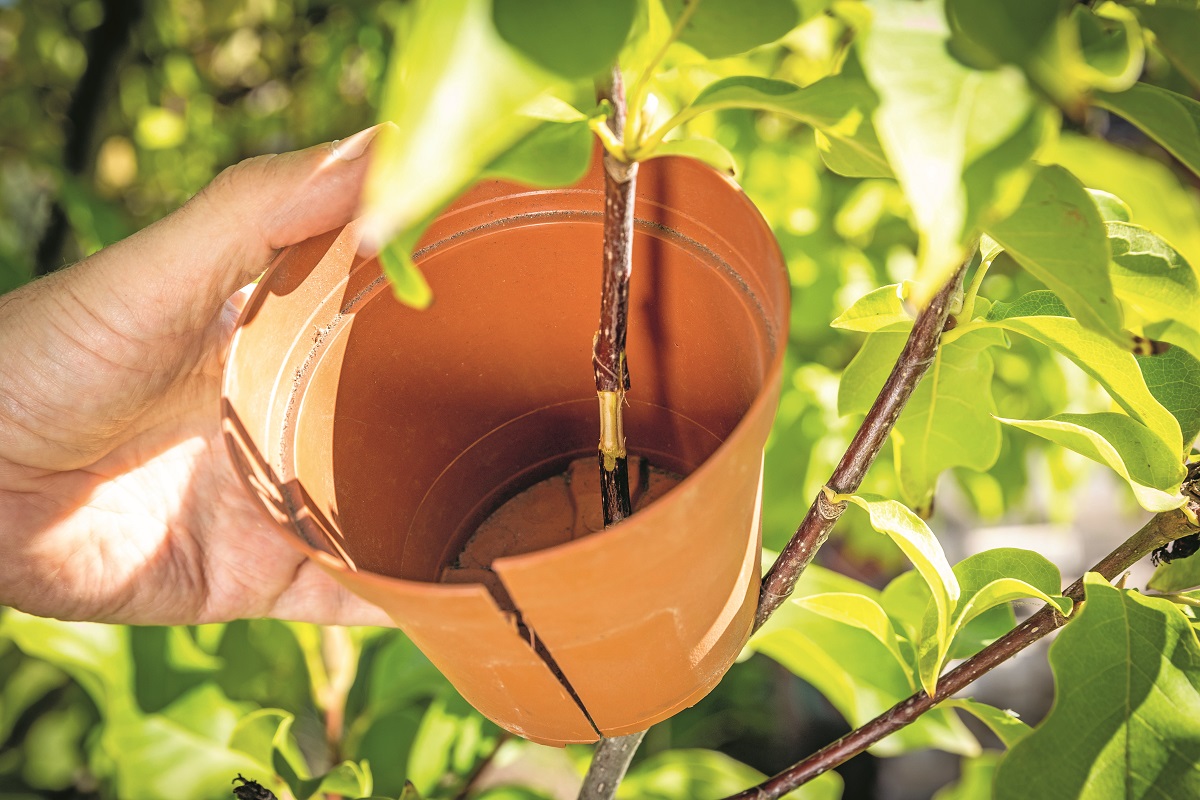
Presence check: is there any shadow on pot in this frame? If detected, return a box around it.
[222,153,790,746]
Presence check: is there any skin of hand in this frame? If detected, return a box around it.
[0,124,396,627]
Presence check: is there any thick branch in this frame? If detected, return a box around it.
[755,253,974,630]
[593,68,637,528]
[728,507,1199,799]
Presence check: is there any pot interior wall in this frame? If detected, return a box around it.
[284,213,769,580]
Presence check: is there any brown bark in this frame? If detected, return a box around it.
[755,254,974,630]
[728,507,1199,799]
[593,68,638,528]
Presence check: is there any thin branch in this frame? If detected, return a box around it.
[578,730,647,800]
[624,0,702,147]
[453,732,514,800]
[726,507,1200,799]
[593,67,637,528]
[755,251,975,630]
[36,0,143,273]
[577,67,642,800]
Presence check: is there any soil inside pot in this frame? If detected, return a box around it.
[441,456,681,611]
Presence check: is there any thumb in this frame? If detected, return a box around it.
[85,122,392,336]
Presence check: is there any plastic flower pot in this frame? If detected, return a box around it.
[221,153,789,745]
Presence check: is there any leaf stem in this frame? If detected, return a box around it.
[755,246,977,630]
[1146,590,1200,608]
[624,0,702,149]
[958,248,991,323]
[726,507,1200,799]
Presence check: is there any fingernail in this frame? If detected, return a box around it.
[330,122,387,161]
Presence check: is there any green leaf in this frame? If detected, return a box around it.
[946,699,1033,749]
[476,788,554,800]
[752,596,979,757]
[1150,552,1200,594]
[668,75,889,177]
[407,690,500,796]
[482,121,593,185]
[998,412,1187,512]
[830,283,913,333]
[1094,82,1200,182]
[309,761,373,800]
[1130,2,1200,90]
[985,289,1069,320]
[946,0,1142,112]
[0,612,133,715]
[492,0,636,79]
[994,574,1200,799]
[1139,346,1200,451]
[839,328,1008,509]
[983,165,1124,345]
[364,0,559,254]
[379,241,433,310]
[961,107,1058,237]
[947,603,1015,661]
[859,0,1038,301]
[618,749,843,800]
[1088,189,1132,223]
[231,709,373,800]
[1108,221,1200,360]
[645,137,737,176]
[101,712,264,800]
[916,548,1071,696]
[1049,132,1200,272]
[1073,3,1145,92]
[985,295,1184,453]
[0,658,68,744]
[230,709,303,772]
[794,592,908,667]
[662,0,803,59]
[933,753,1001,800]
[840,494,959,695]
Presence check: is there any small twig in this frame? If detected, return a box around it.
[726,507,1200,799]
[578,730,647,800]
[755,250,975,630]
[593,66,637,528]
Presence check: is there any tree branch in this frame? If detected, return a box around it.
[578,730,647,800]
[726,506,1200,799]
[593,67,637,528]
[578,67,641,800]
[36,0,143,273]
[755,252,974,630]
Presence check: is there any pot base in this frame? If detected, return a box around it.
[442,456,681,610]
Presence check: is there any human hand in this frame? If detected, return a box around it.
[0,125,394,626]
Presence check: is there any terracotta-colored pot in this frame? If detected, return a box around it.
[221,153,789,745]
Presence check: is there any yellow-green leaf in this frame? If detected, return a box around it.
[842,494,960,696]
[986,294,1183,454]
[983,165,1125,346]
[998,412,1186,512]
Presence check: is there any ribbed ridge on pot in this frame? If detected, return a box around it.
[222,153,789,745]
